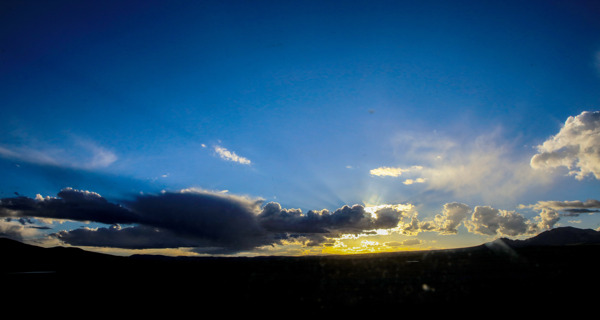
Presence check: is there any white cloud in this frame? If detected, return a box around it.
[403,178,426,185]
[464,206,532,237]
[434,202,472,234]
[0,219,43,241]
[214,145,251,165]
[520,198,600,229]
[370,166,422,177]
[399,201,571,238]
[530,111,600,180]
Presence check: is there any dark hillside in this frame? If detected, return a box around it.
[2,228,600,315]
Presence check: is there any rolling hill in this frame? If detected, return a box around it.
[2,227,600,315]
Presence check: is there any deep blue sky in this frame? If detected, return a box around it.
[1,0,599,255]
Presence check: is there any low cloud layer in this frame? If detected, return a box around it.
[531,111,600,180]
[519,199,600,231]
[0,188,409,254]
[402,199,589,238]
[2,187,596,254]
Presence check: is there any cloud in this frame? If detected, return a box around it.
[0,188,412,254]
[401,202,565,238]
[370,166,422,177]
[464,206,532,237]
[258,202,411,246]
[530,111,600,180]
[434,202,472,234]
[214,145,251,165]
[403,178,426,185]
[519,199,600,230]
[375,131,553,204]
[5,187,593,253]
[527,199,600,213]
[0,188,138,225]
[55,224,211,250]
[0,137,117,170]
[0,218,43,241]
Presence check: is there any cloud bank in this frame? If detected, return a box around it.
[531,111,600,180]
[2,187,596,254]
[401,197,591,238]
[0,188,409,254]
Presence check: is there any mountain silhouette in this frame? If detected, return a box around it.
[492,226,600,248]
[2,226,600,315]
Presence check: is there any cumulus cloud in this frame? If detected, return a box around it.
[0,218,43,241]
[530,111,600,180]
[423,197,600,238]
[0,188,412,254]
[402,202,562,238]
[214,145,251,165]
[259,202,408,235]
[519,199,600,230]
[464,206,532,237]
[434,202,472,234]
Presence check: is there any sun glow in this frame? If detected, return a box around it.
[317,202,418,255]
[364,203,414,217]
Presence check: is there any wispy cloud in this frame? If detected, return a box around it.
[0,136,117,170]
[372,130,553,204]
[214,145,251,165]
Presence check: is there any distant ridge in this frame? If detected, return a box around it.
[3,227,600,313]
[494,226,600,248]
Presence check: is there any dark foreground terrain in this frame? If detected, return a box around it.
[2,227,600,315]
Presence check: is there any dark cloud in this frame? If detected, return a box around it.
[55,225,213,250]
[527,199,600,218]
[0,187,138,225]
[0,188,408,254]
[257,202,406,243]
[533,199,600,211]
[562,208,600,215]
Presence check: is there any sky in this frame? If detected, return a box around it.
[1,0,599,256]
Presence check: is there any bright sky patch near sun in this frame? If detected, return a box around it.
[1,0,599,256]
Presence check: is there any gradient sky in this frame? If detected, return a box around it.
[1,0,599,256]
